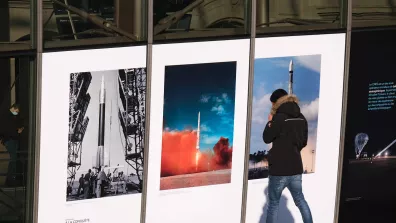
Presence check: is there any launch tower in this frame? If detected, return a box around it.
[118,68,146,191]
[68,72,92,187]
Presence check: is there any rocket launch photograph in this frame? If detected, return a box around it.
[160,61,236,190]
[248,54,321,180]
[66,68,146,202]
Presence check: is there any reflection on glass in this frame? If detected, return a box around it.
[0,56,35,222]
[43,0,146,48]
[153,0,249,41]
[352,1,396,27]
[256,0,342,34]
[0,0,32,51]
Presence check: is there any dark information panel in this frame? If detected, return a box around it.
[339,28,396,223]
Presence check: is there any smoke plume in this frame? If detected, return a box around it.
[161,130,233,177]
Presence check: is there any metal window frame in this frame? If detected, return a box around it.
[32,0,42,222]
[333,0,352,222]
[239,0,256,222]
[140,0,153,220]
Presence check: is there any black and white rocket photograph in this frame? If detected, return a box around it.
[66,68,146,202]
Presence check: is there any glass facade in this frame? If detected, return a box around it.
[43,0,147,49]
[153,0,250,41]
[0,55,36,223]
[0,0,395,222]
[0,0,34,52]
[352,0,396,27]
[255,0,343,35]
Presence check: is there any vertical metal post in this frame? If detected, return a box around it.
[333,0,352,222]
[31,0,43,222]
[140,0,153,220]
[240,0,256,222]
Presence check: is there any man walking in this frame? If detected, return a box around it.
[0,104,23,186]
[262,89,313,223]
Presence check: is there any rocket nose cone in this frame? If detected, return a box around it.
[99,75,106,103]
[101,76,105,88]
[289,60,293,72]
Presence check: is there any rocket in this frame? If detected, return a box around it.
[196,112,200,150]
[96,76,106,168]
[288,60,294,95]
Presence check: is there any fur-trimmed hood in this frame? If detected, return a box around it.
[270,94,299,115]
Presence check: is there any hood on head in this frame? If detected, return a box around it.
[270,94,301,118]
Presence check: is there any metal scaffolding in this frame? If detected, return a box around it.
[118,68,146,191]
[68,72,92,187]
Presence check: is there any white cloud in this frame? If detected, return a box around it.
[300,97,319,122]
[252,94,272,125]
[200,95,210,103]
[295,55,321,73]
[301,129,318,172]
[273,81,288,91]
[200,93,231,105]
[221,117,233,125]
[211,105,225,115]
[252,89,319,125]
[213,97,222,103]
[200,124,212,132]
[202,135,220,145]
[256,82,266,96]
[249,90,273,153]
[270,59,290,69]
[222,93,231,104]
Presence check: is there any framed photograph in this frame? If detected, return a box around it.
[245,34,346,223]
[39,46,146,223]
[145,39,250,223]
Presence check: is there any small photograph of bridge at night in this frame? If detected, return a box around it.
[160,61,237,191]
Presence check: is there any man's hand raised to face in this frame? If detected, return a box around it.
[268,114,273,127]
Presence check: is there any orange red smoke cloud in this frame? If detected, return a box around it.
[161,130,233,177]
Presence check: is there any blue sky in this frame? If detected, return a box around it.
[250,55,321,154]
[163,62,236,151]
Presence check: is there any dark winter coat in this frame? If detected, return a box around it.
[262,95,308,176]
[0,109,21,142]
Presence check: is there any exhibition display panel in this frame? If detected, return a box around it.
[338,29,396,223]
[38,46,146,223]
[144,39,250,223]
[245,34,346,223]
[35,34,351,223]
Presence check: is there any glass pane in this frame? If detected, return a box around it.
[153,0,250,41]
[352,1,396,28]
[43,0,147,49]
[256,0,342,36]
[0,56,35,223]
[0,0,32,52]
